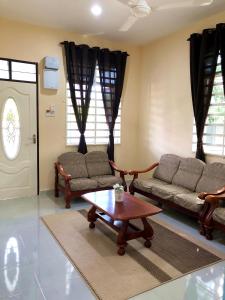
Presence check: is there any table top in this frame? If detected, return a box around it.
[82,190,162,221]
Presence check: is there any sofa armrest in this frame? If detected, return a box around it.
[205,193,225,204]
[128,162,159,195]
[198,186,225,200]
[129,162,159,179]
[55,162,72,183]
[109,161,128,191]
[199,192,225,240]
[109,160,128,175]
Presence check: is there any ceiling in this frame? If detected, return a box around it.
[1,0,225,45]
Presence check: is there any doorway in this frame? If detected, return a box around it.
[0,59,38,200]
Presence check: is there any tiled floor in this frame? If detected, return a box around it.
[0,192,225,300]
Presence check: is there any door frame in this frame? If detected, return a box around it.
[0,57,39,195]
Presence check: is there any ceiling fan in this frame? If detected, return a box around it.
[118,0,214,31]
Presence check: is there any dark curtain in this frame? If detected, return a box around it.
[64,41,98,153]
[189,29,219,161]
[97,49,128,161]
[217,24,225,102]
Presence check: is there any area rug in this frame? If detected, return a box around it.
[42,210,221,300]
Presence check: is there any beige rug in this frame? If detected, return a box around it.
[42,210,221,300]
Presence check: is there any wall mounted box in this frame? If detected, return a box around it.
[43,69,59,89]
[44,56,59,70]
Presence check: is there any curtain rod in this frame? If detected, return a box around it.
[60,42,129,56]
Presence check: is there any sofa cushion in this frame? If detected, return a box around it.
[85,151,112,177]
[59,178,98,191]
[58,152,88,179]
[153,154,181,183]
[196,163,225,193]
[91,175,122,188]
[212,207,225,225]
[172,158,205,191]
[173,193,203,213]
[133,178,169,193]
[152,184,191,201]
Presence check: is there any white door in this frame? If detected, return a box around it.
[0,81,37,200]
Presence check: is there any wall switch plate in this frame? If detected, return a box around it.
[46,105,55,117]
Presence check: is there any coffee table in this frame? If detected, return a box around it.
[82,190,162,255]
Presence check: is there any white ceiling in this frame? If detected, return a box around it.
[0,0,225,45]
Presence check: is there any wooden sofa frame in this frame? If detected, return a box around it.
[129,162,208,224]
[198,187,225,240]
[55,160,127,209]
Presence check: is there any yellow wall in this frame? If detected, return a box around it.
[0,17,141,190]
[138,10,225,172]
[1,9,225,190]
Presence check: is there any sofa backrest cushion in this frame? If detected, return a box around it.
[85,151,112,177]
[172,158,205,191]
[153,154,181,183]
[196,162,225,193]
[58,152,88,179]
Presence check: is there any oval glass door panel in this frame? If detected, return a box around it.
[2,98,21,160]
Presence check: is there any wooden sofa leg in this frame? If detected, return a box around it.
[65,183,72,209]
[129,185,135,195]
[65,195,71,209]
[198,202,210,236]
[55,185,59,198]
[54,163,59,198]
[199,223,205,236]
[205,226,213,240]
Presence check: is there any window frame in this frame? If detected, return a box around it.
[65,65,121,146]
[0,57,38,84]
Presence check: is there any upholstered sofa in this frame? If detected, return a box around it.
[129,154,225,228]
[55,151,127,208]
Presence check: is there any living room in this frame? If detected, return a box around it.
[1,0,225,299]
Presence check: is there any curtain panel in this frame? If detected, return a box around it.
[63,41,98,154]
[189,29,219,161]
[217,24,225,104]
[97,49,128,161]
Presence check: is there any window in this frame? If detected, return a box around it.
[192,55,225,156]
[0,59,37,83]
[2,98,21,160]
[66,66,121,145]
[0,60,10,79]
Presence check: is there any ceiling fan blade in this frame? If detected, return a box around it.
[117,0,138,7]
[119,15,138,31]
[154,0,213,10]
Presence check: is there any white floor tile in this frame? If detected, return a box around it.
[0,192,225,300]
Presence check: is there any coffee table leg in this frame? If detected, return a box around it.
[88,205,97,229]
[117,221,129,256]
[141,217,154,248]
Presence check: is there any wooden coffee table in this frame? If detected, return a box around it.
[82,190,162,255]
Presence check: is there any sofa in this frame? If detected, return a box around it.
[129,154,225,231]
[55,151,127,208]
